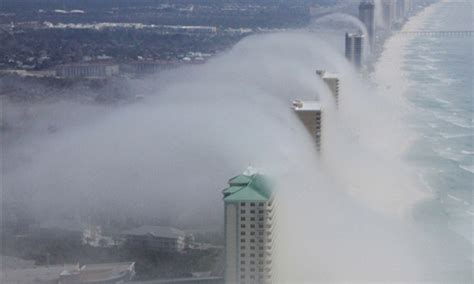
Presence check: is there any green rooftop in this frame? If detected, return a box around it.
[223,174,273,202]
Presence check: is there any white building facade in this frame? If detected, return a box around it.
[316,70,340,106]
[223,172,275,284]
[292,100,323,152]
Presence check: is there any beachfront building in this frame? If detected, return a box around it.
[359,0,375,46]
[394,0,406,21]
[223,170,275,284]
[122,225,187,253]
[292,100,323,151]
[316,70,340,106]
[382,0,394,29]
[345,32,364,69]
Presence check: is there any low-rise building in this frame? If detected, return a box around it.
[1,262,135,284]
[122,225,187,253]
[55,63,119,78]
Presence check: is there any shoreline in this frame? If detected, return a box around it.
[373,2,441,93]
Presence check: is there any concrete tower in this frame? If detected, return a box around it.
[345,32,364,69]
[223,170,275,284]
[292,100,323,151]
[359,0,375,46]
[394,0,406,20]
[381,0,394,30]
[316,70,340,106]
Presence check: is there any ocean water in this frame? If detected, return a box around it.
[374,0,473,280]
[403,0,473,246]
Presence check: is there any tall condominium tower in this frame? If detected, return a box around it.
[223,170,275,284]
[292,100,322,151]
[358,0,375,46]
[394,0,406,20]
[345,32,364,69]
[316,70,340,106]
[381,0,394,29]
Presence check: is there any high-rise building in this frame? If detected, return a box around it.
[358,0,375,46]
[381,0,394,29]
[394,0,406,21]
[406,0,414,13]
[316,70,340,106]
[223,170,275,284]
[345,32,364,69]
[292,100,322,151]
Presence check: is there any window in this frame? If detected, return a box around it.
[258,210,264,214]
[240,268,245,272]
[241,239,246,243]
[240,224,246,228]
[259,202,264,207]
[250,210,255,214]
[259,224,263,228]
[250,232,255,236]
[240,217,246,221]
[250,253,255,257]
[250,202,255,206]
[241,261,245,265]
[250,246,255,250]
[259,217,264,221]
[250,224,255,228]
[240,253,245,257]
[240,210,246,214]
[250,239,255,243]
[241,231,246,236]
[241,246,246,250]
[241,202,246,206]
[250,217,255,221]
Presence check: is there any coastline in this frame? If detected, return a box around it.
[373,2,441,96]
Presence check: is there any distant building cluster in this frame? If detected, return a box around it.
[380,0,415,29]
[55,63,119,78]
[342,0,415,70]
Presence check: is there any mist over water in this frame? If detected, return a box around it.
[2,2,472,281]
